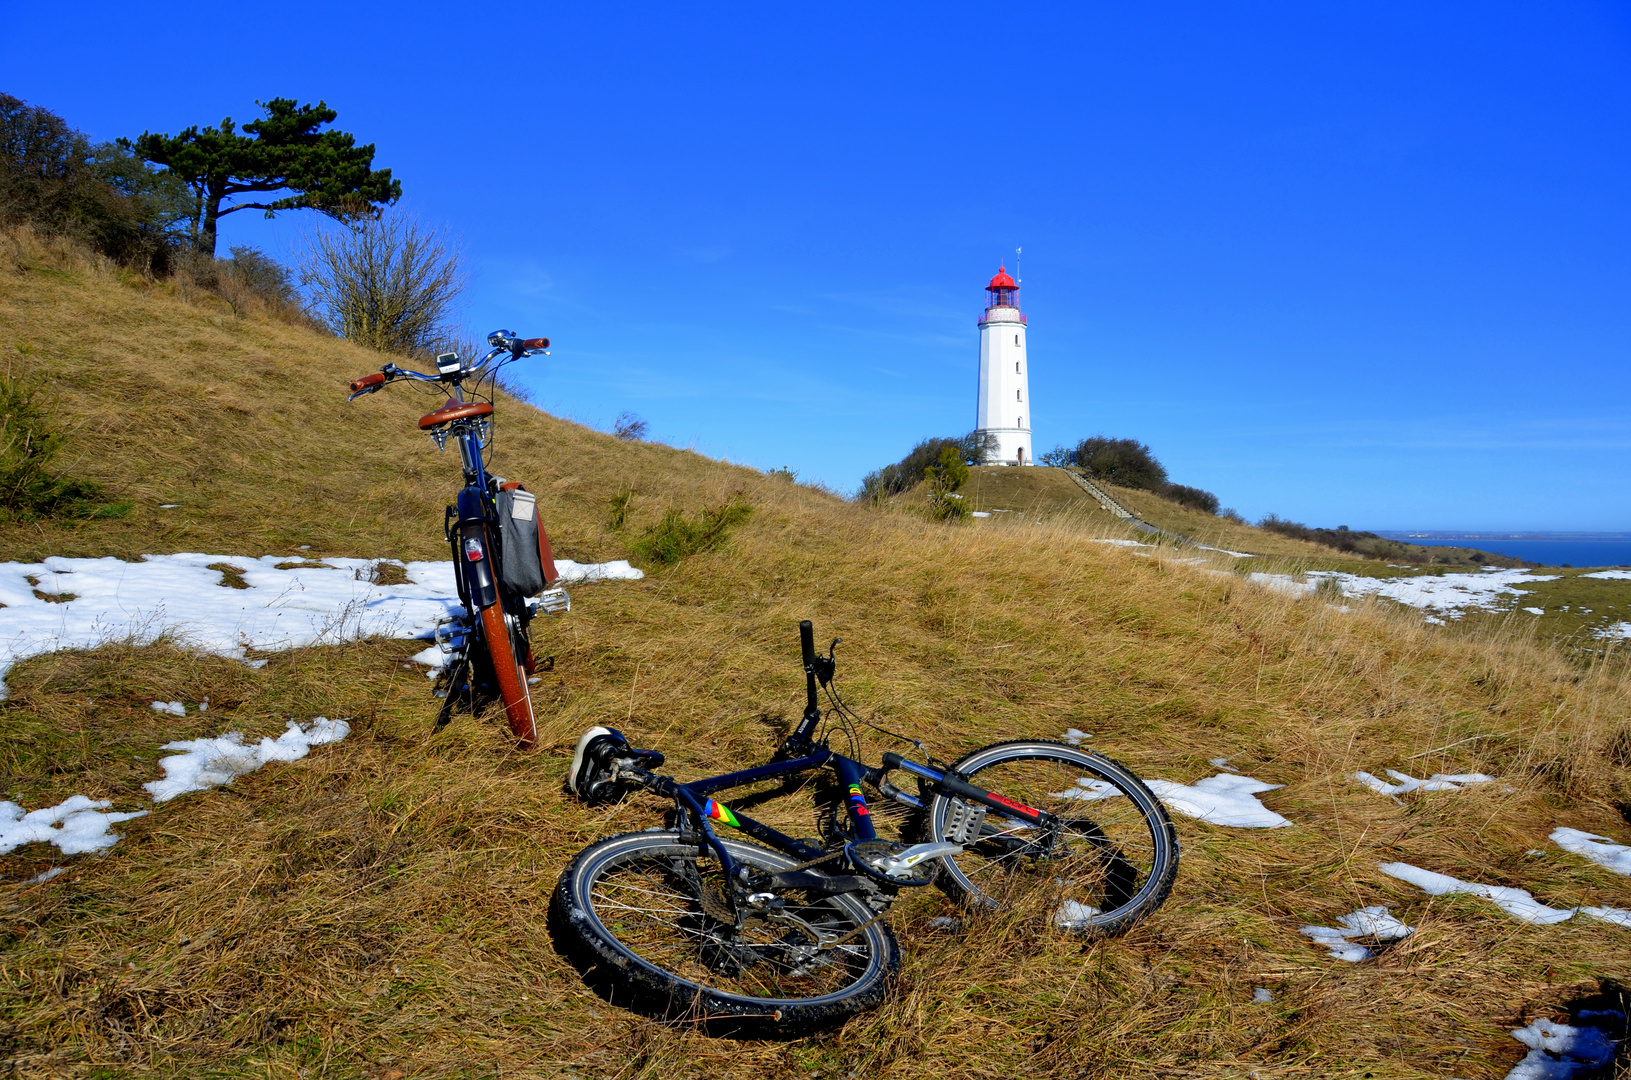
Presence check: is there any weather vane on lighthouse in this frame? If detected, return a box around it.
[973,262,1032,466]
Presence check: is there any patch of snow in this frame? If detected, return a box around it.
[150,700,186,717]
[1523,607,1545,615]
[1595,622,1631,641]
[0,554,641,696]
[143,718,350,803]
[1088,538,1153,549]
[1551,828,1631,876]
[158,504,179,509]
[1303,568,1560,620]
[1352,769,1494,795]
[1424,615,1447,626]
[1054,899,1101,929]
[1379,863,1580,925]
[554,559,644,583]
[409,644,445,672]
[926,916,961,930]
[1252,988,1273,1003]
[0,796,148,855]
[1579,906,1631,928]
[1248,573,1315,597]
[1506,1017,1617,1079]
[1208,757,1240,773]
[1195,545,1254,558]
[1053,778,1123,801]
[1581,570,1631,580]
[970,511,990,518]
[1062,728,1092,745]
[1300,905,1415,961]
[26,866,65,884]
[1144,773,1292,828]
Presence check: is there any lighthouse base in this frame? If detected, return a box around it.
[974,427,1033,467]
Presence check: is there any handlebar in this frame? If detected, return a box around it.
[349,372,387,393]
[800,620,819,724]
[521,337,549,350]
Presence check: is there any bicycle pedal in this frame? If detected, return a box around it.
[534,587,570,616]
[943,800,988,845]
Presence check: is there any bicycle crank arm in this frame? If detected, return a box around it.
[881,753,1050,826]
[769,870,870,894]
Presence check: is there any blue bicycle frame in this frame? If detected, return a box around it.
[651,621,1051,887]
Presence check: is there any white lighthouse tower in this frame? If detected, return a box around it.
[975,266,1033,465]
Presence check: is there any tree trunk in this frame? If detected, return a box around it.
[197,183,223,256]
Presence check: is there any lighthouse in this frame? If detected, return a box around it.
[974,267,1033,466]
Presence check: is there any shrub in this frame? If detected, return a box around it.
[0,94,188,270]
[860,431,995,501]
[630,497,752,566]
[1166,483,1220,515]
[0,375,128,522]
[613,412,648,441]
[924,446,971,522]
[298,213,464,357]
[1257,514,1390,555]
[1074,436,1169,492]
[1038,444,1073,467]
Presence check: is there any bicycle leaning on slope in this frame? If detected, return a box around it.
[554,620,1181,1034]
[346,330,568,746]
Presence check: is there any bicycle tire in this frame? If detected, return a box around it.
[552,829,899,1034]
[926,740,1178,936]
[476,524,537,746]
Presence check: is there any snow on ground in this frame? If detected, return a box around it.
[0,554,641,695]
[1246,568,1563,620]
[1379,862,1631,928]
[0,796,148,855]
[1249,573,1316,597]
[1053,899,1102,929]
[1596,622,1631,641]
[1062,728,1091,745]
[1353,770,1494,795]
[144,718,351,803]
[150,701,186,717]
[1581,570,1631,580]
[1195,544,1254,558]
[1087,539,1153,549]
[1306,568,1560,619]
[554,559,643,583]
[1550,828,1631,876]
[1505,1017,1618,1079]
[1252,988,1273,1003]
[1144,773,1293,828]
[1300,905,1415,961]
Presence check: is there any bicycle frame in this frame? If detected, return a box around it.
[636,621,1056,889]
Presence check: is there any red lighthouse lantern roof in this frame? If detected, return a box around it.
[986,266,1018,291]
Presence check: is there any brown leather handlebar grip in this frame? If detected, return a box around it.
[350,372,387,392]
[521,337,549,350]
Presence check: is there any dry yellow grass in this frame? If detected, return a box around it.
[1,229,1629,1078]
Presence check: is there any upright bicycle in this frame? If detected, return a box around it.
[555,620,1180,1033]
[347,330,567,746]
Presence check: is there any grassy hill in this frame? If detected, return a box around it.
[3,229,1630,1079]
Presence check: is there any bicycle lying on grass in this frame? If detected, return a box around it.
[555,620,1180,1033]
[347,330,568,746]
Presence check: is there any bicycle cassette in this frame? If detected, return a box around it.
[844,839,961,888]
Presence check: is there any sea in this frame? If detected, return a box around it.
[1375,533,1631,568]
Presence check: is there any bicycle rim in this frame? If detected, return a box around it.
[558,831,897,1026]
[929,741,1177,934]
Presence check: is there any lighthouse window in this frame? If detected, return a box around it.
[1015,361,1020,373]
[1016,389,1022,401]
[1015,334,1020,346]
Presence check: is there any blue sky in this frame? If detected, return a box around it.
[5,3,1629,529]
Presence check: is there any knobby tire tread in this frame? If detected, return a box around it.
[551,830,899,1036]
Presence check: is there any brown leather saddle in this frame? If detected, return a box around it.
[419,400,494,430]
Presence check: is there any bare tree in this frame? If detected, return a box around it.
[298,213,464,357]
[613,412,649,441]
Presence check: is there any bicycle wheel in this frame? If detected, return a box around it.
[553,830,899,1034]
[926,740,1178,936]
[476,525,537,747]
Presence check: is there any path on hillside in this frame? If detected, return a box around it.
[1064,468,1187,543]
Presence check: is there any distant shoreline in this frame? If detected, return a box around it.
[1375,531,1631,542]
